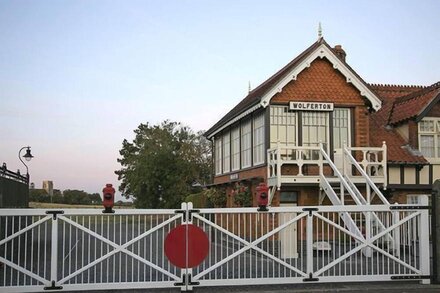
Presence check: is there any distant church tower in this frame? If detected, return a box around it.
[42,180,54,196]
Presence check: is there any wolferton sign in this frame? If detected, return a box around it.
[289,101,334,111]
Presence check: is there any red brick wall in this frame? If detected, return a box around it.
[408,120,418,148]
[213,166,266,185]
[354,106,369,147]
[271,58,366,107]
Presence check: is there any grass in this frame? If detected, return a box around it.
[29,202,134,209]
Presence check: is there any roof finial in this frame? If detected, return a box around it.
[248,81,252,93]
[318,22,323,40]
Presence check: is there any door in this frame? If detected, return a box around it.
[332,108,351,172]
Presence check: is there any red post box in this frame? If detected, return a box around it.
[256,182,269,211]
[102,183,115,213]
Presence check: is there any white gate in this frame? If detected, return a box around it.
[190,202,431,287]
[0,202,431,292]
[0,207,184,292]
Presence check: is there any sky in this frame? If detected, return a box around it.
[0,0,439,201]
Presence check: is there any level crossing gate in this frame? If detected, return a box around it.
[0,201,431,292]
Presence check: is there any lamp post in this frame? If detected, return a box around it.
[18,146,33,183]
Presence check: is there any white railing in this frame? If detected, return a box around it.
[343,144,389,204]
[267,142,387,189]
[267,143,326,189]
[344,141,388,189]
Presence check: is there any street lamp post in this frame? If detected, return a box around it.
[18,146,33,183]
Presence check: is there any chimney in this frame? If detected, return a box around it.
[333,45,346,62]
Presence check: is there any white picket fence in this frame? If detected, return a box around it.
[0,201,431,292]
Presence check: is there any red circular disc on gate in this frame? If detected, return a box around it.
[164,224,209,268]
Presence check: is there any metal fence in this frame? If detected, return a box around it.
[0,164,29,208]
[0,202,431,292]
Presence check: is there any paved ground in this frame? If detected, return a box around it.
[65,282,440,293]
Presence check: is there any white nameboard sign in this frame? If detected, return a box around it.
[289,102,334,111]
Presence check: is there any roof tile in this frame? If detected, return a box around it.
[388,83,440,125]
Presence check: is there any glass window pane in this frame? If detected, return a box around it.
[241,119,252,168]
[280,191,298,203]
[215,137,222,174]
[302,112,329,147]
[420,120,434,132]
[333,108,350,149]
[253,112,265,165]
[270,105,296,147]
[222,132,230,173]
[438,136,440,158]
[231,127,240,171]
[421,135,434,157]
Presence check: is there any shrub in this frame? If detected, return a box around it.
[205,188,226,208]
[232,183,252,207]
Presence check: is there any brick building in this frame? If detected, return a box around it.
[205,37,440,208]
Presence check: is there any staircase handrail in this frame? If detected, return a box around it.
[318,144,363,206]
[320,174,365,240]
[343,147,389,205]
[344,175,393,239]
[344,176,367,204]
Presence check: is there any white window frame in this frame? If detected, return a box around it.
[301,111,330,153]
[419,117,440,162]
[241,119,252,169]
[231,126,240,171]
[269,105,297,148]
[332,108,351,149]
[222,132,231,173]
[214,137,222,175]
[253,112,265,166]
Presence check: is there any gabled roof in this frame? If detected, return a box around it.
[369,83,431,164]
[388,82,440,125]
[205,38,382,138]
[369,84,426,126]
[204,40,322,138]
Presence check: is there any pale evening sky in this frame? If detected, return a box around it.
[1,0,439,201]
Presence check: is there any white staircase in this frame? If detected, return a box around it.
[266,142,393,255]
[318,144,394,252]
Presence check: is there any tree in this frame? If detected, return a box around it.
[115,120,212,208]
[63,189,96,205]
[89,193,101,204]
[29,189,49,202]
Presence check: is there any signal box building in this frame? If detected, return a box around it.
[205,37,440,208]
